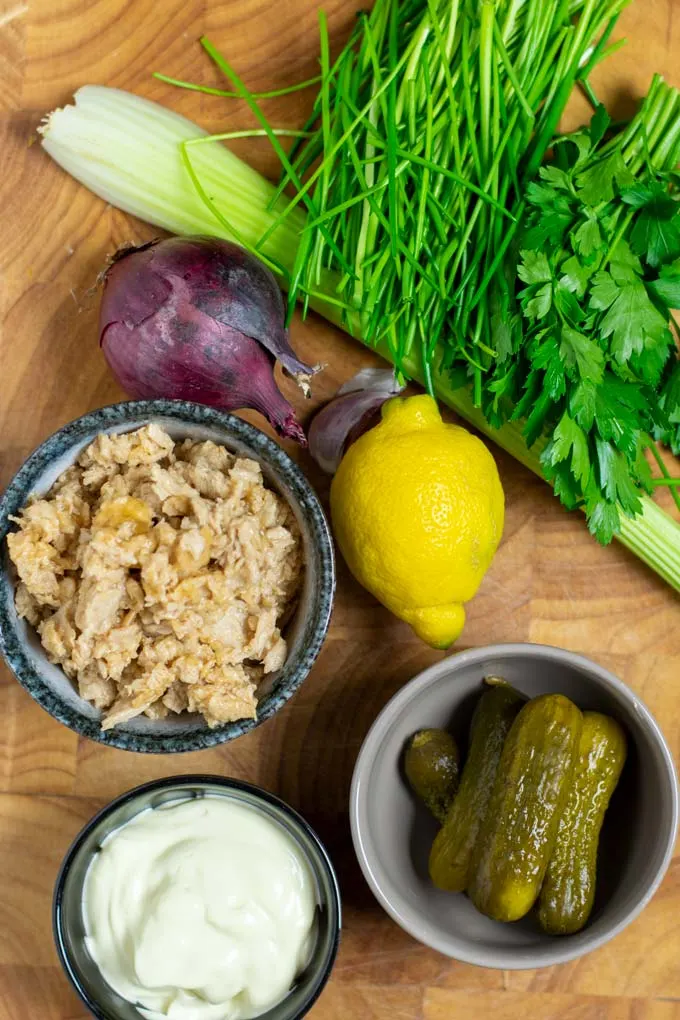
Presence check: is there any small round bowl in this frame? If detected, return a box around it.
[350,642,678,969]
[0,400,335,752]
[54,775,342,1020]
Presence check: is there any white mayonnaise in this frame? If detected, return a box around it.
[83,797,317,1020]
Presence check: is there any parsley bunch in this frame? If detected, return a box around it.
[486,79,680,543]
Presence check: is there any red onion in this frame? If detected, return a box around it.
[308,368,404,473]
[99,236,319,444]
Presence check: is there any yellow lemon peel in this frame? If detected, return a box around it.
[330,395,504,648]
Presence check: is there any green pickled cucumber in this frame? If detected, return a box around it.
[538,711,627,935]
[404,729,460,822]
[468,693,583,923]
[428,682,523,892]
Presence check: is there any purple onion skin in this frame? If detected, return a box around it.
[99,237,314,445]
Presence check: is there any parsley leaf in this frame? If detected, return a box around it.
[517,250,551,284]
[553,130,591,169]
[630,196,680,267]
[575,149,634,206]
[559,254,591,298]
[573,214,603,259]
[530,334,566,400]
[569,378,597,431]
[523,389,557,448]
[525,181,566,210]
[599,279,668,363]
[594,376,648,460]
[560,325,605,384]
[629,328,674,387]
[544,459,583,510]
[589,271,619,310]
[553,282,584,323]
[589,104,611,147]
[522,185,575,248]
[660,361,680,423]
[595,438,643,514]
[609,239,642,282]
[539,165,572,192]
[655,361,680,454]
[620,182,662,209]
[523,282,553,320]
[547,413,591,487]
[648,259,680,307]
[490,294,516,362]
[586,500,620,544]
[512,370,542,423]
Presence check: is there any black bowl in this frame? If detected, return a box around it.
[54,775,342,1020]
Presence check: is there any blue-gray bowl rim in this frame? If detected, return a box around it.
[0,399,335,753]
[53,774,342,1020]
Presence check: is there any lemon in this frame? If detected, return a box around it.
[330,394,504,648]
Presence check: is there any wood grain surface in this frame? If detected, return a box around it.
[1,0,679,1018]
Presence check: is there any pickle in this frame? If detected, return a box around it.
[468,693,582,922]
[428,683,523,892]
[538,711,627,935]
[404,729,460,822]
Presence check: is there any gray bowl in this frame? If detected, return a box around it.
[350,643,678,968]
[54,775,341,1020]
[0,400,335,752]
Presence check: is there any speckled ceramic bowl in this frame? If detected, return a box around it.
[53,775,342,1020]
[0,400,334,752]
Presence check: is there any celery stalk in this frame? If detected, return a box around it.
[40,86,305,265]
[40,86,680,591]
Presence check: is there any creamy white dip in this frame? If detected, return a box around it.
[83,797,317,1020]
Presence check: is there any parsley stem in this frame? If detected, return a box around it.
[603,208,635,266]
[646,441,680,514]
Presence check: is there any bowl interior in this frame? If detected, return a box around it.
[351,645,678,968]
[0,402,334,751]
[55,778,341,1020]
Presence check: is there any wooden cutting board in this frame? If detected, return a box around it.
[1,0,679,1017]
